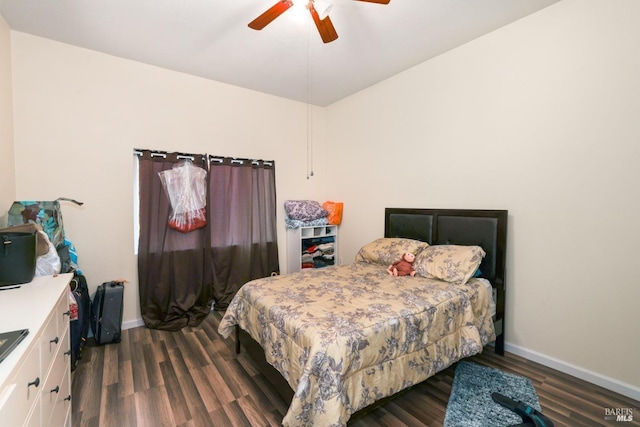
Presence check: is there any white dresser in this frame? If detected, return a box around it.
[0,273,73,426]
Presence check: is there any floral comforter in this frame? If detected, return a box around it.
[218,262,495,427]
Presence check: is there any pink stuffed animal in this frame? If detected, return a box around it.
[387,252,416,277]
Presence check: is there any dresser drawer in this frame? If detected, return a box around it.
[41,292,69,377]
[25,393,42,427]
[46,361,71,427]
[40,313,60,378]
[55,290,72,338]
[41,327,70,426]
[0,343,41,426]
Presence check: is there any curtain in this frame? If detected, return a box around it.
[137,151,211,330]
[136,150,279,330]
[208,157,279,310]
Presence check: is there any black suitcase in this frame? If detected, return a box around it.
[91,281,124,345]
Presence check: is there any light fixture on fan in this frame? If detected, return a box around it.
[313,0,333,20]
[248,0,390,44]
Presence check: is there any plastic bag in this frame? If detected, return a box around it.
[323,201,344,225]
[158,160,207,232]
[35,231,61,276]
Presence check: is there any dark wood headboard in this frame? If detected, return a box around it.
[384,208,508,354]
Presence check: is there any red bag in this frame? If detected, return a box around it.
[323,201,343,225]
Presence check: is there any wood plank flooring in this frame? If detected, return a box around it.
[71,312,639,426]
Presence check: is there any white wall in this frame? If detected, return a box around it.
[9,32,326,327]
[6,0,639,400]
[325,0,639,397]
[0,15,15,226]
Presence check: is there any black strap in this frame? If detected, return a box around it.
[56,197,84,206]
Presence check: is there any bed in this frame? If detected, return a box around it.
[218,208,507,426]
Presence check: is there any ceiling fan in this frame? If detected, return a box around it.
[248,0,390,44]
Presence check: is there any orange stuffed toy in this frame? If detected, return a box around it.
[387,252,416,277]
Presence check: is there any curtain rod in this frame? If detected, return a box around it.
[134,149,273,167]
[133,149,205,161]
[209,156,274,166]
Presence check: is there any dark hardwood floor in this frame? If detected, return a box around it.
[71,312,639,426]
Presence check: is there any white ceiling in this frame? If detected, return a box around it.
[0,0,560,106]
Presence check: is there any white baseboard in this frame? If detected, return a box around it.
[505,342,640,401]
[122,317,145,330]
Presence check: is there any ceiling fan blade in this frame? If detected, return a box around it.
[248,0,294,30]
[354,0,390,4]
[309,5,338,43]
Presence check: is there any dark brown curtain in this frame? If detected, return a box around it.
[136,150,279,330]
[137,151,211,330]
[208,157,279,310]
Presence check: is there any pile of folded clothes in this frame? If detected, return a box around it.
[301,237,335,269]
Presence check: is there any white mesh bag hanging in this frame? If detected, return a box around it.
[158,160,207,232]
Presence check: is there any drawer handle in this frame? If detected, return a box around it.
[64,395,71,402]
[65,349,72,356]
[50,385,60,394]
[63,310,71,317]
[50,337,59,345]
[28,377,40,388]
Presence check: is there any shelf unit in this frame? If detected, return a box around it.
[287,225,338,273]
